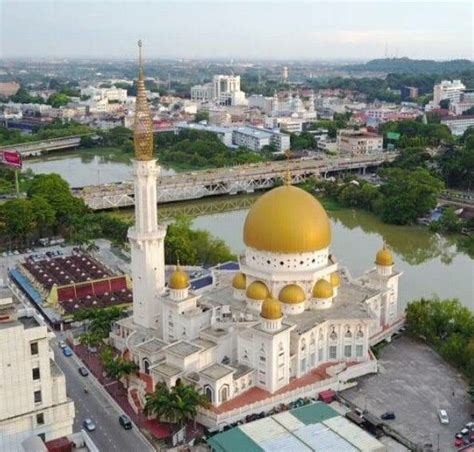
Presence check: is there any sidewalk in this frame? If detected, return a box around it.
[73,343,203,442]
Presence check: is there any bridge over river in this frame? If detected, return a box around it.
[75,153,397,210]
[0,135,89,157]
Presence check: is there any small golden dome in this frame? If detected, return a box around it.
[330,272,341,287]
[261,297,282,320]
[312,279,333,299]
[232,272,246,290]
[243,185,331,254]
[246,281,270,300]
[375,246,394,266]
[169,264,189,290]
[278,284,306,304]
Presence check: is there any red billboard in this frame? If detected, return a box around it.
[0,150,22,169]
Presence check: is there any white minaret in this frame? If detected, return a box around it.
[128,40,166,329]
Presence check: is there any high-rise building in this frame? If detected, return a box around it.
[127,41,167,329]
[433,80,465,107]
[0,287,75,451]
[401,86,419,101]
[282,66,289,82]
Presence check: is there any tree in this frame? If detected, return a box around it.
[0,199,35,241]
[31,195,56,236]
[47,92,70,108]
[430,207,462,234]
[439,99,450,109]
[194,111,209,123]
[27,173,85,226]
[377,168,444,224]
[144,381,209,428]
[165,216,235,266]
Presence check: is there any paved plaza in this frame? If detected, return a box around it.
[343,335,473,451]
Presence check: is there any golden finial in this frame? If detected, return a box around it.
[284,149,292,185]
[133,39,154,161]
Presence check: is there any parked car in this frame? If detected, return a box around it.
[381,411,396,420]
[83,418,96,432]
[438,409,449,424]
[58,341,67,349]
[78,367,89,377]
[455,436,464,448]
[119,414,132,430]
[62,346,73,357]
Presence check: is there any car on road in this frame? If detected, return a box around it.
[58,340,67,349]
[83,418,96,432]
[381,411,396,420]
[119,414,133,430]
[63,346,73,357]
[438,409,449,424]
[455,434,464,448]
[78,367,89,377]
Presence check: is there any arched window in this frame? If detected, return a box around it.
[345,328,352,338]
[143,358,150,375]
[204,386,213,403]
[357,328,364,339]
[310,333,315,347]
[330,328,337,341]
[301,338,306,352]
[220,385,229,403]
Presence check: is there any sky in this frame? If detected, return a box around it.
[0,0,472,60]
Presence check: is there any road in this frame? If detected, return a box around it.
[52,337,154,452]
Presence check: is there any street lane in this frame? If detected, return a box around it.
[53,341,153,452]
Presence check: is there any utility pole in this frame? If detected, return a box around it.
[14,169,20,197]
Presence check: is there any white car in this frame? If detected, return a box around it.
[438,409,449,424]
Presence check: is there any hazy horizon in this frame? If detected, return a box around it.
[1,1,472,60]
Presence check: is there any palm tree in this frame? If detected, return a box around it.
[144,381,209,429]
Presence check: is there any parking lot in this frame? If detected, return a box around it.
[343,335,472,451]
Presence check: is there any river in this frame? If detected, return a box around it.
[23,148,175,187]
[192,206,473,312]
[24,150,473,312]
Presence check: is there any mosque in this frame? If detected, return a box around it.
[110,43,404,427]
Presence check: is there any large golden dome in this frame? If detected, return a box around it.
[243,185,331,253]
[375,246,394,266]
[169,265,189,290]
[279,284,306,304]
[246,281,270,300]
[232,272,246,290]
[261,297,282,320]
[312,279,333,299]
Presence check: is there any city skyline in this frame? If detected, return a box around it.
[1,1,472,60]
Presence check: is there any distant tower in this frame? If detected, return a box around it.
[272,90,279,115]
[282,66,289,82]
[308,90,315,113]
[128,40,167,329]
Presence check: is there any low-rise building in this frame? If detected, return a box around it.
[0,81,20,97]
[265,116,303,134]
[441,115,474,136]
[174,122,233,147]
[232,126,290,152]
[337,129,383,154]
[0,287,75,451]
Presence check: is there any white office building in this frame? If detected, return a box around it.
[0,288,75,451]
[191,84,214,103]
[433,80,466,107]
[232,126,290,152]
[190,75,247,106]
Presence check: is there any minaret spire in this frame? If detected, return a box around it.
[128,40,167,330]
[133,40,154,161]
